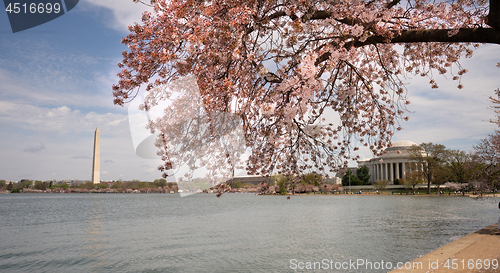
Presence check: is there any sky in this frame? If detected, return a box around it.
[0,1,499,182]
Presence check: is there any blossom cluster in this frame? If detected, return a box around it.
[113,0,491,176]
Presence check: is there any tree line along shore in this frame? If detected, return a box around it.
[0,166,497,196]
[0,179,179,194]
[2,172,495,197]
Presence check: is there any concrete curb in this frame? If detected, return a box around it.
[389,224,500,272]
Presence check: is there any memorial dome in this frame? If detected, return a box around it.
[386,140,418,151]
[380,140,420,159]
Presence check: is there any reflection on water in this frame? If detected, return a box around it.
[0,194,499,273]
[83,196,107,271]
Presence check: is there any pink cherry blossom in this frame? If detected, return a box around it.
[113,0,500,177]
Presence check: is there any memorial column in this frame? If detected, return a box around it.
[389,163,394,182]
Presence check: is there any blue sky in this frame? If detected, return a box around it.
[0,1,499,182]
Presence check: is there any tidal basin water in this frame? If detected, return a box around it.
[1,193,499,272]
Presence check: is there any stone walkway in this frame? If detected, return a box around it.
[390,224,500,273]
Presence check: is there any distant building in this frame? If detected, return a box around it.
[228,175,341,186]
[357,140,425,184]
[335,167,358,178]
[70,181,84,187]
[324,176,342,185]
[19,179,33,187]
[226,176,270,187]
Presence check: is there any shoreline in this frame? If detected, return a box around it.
[1,189,492,198]
[389,224,500,272]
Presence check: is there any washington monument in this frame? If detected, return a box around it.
[92,127,100,184]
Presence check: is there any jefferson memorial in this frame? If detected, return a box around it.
[357,140,425,184]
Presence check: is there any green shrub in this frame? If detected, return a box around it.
[10,188,22,193]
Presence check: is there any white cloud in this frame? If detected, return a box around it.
[0,101,164,181]
[23,143,46,153]
[85,0,153,31]
[0,39,101,85]
[0,34,125,111]
[0,101,128,136]
[388,44,500,150]
[71,155,91,159]
[0,63,119,111]
[344,44,500,163]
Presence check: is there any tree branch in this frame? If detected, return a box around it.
[487,0,500,30]
[386,0,401,9]
[316,28,500,66]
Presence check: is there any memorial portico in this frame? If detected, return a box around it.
[357,140,425,184]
